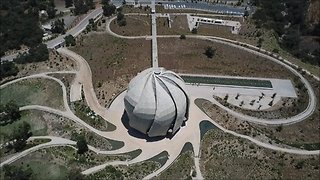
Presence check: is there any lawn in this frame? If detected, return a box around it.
[158,37,296,80]
[181,75,273,88]
[0,78,64,110]
[0,110,47,143]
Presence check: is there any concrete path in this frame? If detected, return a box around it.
[151,0,159,68]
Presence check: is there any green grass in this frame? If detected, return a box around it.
[20,161,68,180]
[0,110,47,143]
[181,75,273,88]
[0,78,64,109]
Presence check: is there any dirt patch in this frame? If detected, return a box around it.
[110,15,151,36]
[157,15,191,35]
[158,37,295,79]
[70,32,151,107]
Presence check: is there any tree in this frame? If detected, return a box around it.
[224,94,229,101]
[74,0,89,15]
[10,121,33,152]
[243,10,249,17]
[0,101,21,126]
[191,28,197,34]
[117,12,126,26]
[0,61,19,80]
[52,19,65,34]
[276,125,283,132]
[204,46,216,58]
[85,0,95,9]
[15,43,49,64]
[76,135,88,154]
[180,34,186,39]
[103,3,116,17]
[64,35,76,46]
[47,6,56,19]
[65,0,73,8]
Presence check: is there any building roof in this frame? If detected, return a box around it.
[124,67,189,137]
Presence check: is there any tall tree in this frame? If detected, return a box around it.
[65,0,73,8]
[102,3,116,17]
[85,0,95,9]
[76,135,88,154]
[74,0,89,15]
[204,46,216,58]
[0,101,21,126]
[0,61,19,80]
[51,19,65,34]
[11,121,33,151]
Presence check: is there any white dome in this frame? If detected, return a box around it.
[124,68,189,137]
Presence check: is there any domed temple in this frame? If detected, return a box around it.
[124,68,189,137]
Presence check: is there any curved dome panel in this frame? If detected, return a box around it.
[124,68,189,137]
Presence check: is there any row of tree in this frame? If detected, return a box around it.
[0,61,19,80]
[14,44,49,64]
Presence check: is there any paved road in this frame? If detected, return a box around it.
[151,0,159,68]
[46,8,103,49]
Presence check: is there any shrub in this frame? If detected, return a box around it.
[191,28,197,34]
[204,46,216,58]
[180,34,186,39]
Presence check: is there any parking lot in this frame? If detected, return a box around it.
[161,2,245,15]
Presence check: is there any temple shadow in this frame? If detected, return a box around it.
[121,111,169,142]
